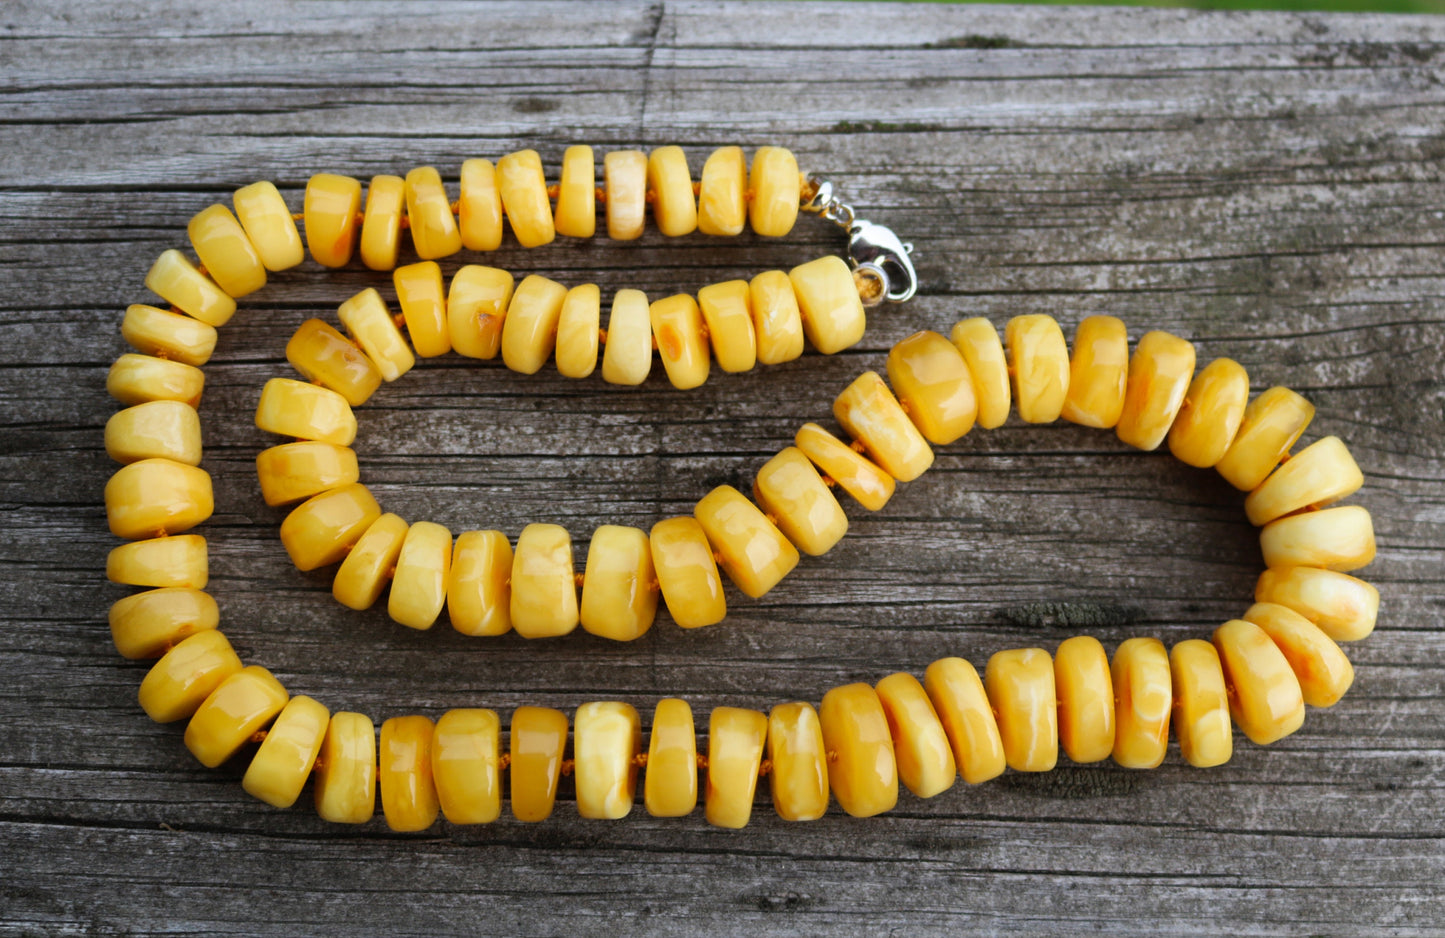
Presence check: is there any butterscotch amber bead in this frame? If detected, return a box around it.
[105,458,213,539]
[122,304,217,367]
[647,145,698,237]
[303,173,362,268]
[184,665,289,768]
[1111,637,1171,770]
[876,672,956,799]
[187,204,266,298]
[278,482,381,572]
[256,441,358,507]
[601,288,653,386]
[404,166,462,260]
[1260,505,1375,573]
[359,174,406,271]
[389,521,451,630]
[509,706,569,822]
[949,318,1011,430]
[1168,358,1249,468]
[749,270,805,365]
[1216,387,1314,491]
[834,371,934,482]
[1245,436,1363,527]
[793,422,895,512]
[651,293,711,390]
[458,158,504,252]
[379,715,440,832]
[497,149,555,248]
[1060,315,1128,429]
[645,698,698,818]
[501,274,568,375]
[332,512,408,611]
[819,683,898,818]
[107,354,204,408]
[1243,602,1354,708]
[447,530,513,637]
[233,180,304,272]
[555,283,601,379]
[510,523,579,638]
[984,648,1058,772]
[604,150,647,240]
[107,534,208,590]
[1117,330,1195,451]
[254,377,356,446]
[138,629,242,723]
[447,264,514,360]
[790,255,866,355]
[753,446,848,557]
[579,525,659,642]
[1213,619,1305,745]
[242,695,329,809]
[705,707,768,829]
[697,145,747,236]
[554,145,596,239]
[285,318,382,407]
[432,709,502,825]
[767,702,829,821]
[338,288,414,382]
[1255,566,1378,642]
[110,587,218,660]
[923,657,1006,785]
[145,249,236,327]
[1006,315,1070,424]
[697,280,758,374]
[575,702,641,820]
[649,516,726,629]
[1169,639,1232,768]
[887,330,978,445]
[694,485,799,599]
[1053,635,1114,765]
[394,261,450,358]
[105,400,201,466]
[314,711,376,824]
[749,146,800,237]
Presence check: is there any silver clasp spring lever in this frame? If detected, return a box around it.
[802,174,917,307]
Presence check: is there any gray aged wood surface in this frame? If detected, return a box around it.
[1,0,1443,934]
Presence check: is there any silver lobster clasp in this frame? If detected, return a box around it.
[847,219,917,305]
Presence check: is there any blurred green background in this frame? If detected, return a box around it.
[928,0,1444,11]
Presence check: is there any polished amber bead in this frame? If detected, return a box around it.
[749,270,805,365]
[923,656,1006,784]
[697,280,758,374]
[278,482,381,572]
[107,533,208,590]
[647,145,698,237]
[1245,436,1363,527]
[404,166,461,260]
[1110,637,1171,770]
[1260,505,1375,573]
[359,174,405,271]
[184,665,289,768]
[555,283,601,379]
[105,400,201,466]
[644,698,698,818]
[790,255,866,355]
[509,523,579,638]
[105,458,213,539]
[819,683,898,818]
[1060,315,1128,429]
[604,150,647,240]
[793,422,895,512]
[651,293,711,390]
[767,701,829,821]
[1053,635,1115,765]
[432,709,502,825]
[332,512,408,611]
[1169,639,1232,768]
[254,377,356,446]
[601,288,653,386]
[379,715,440,832]
[447,530,513,637]
[579,525,659,642]
[649,516,726,629]
[509,706,569,822]
[752,446,848,557]
[110,587,218,659]
[138,629,242,723]
[145,249,235,327]
[1255,566,1378,642]
[984,648,1058,772]
[1216,387,1314,491]
[501,274,568,375]
[394,260,450,358]
[256,441,358,507]
[553,145,596,239]
[705,707,768,829]
[1117,330,1195,451]
[233,180,304,272]
[949,318,1011,430]
[887,330,978,445]
[1243,602,1354,707]
[242,695,329,809]
[575,701,641,820]
[458,158,504,252]
[1168,357,1249,468]
[447,264,514,360]
[876,672,956,799]
[834,371,934,482]
[107,354,205,408]
[314,711,376,824]
[285,318,382,407]
[497,149,555,248]
[1213,618,1305,745]
[187,204,266,297]
[303,173,362,268]
[749,146,800,237]
[389,521,451,630]
[1006,315,1070,424]
[122,304,217,367]
[697,145,747,236]
[338,288,414,381]
[694,485,799,599]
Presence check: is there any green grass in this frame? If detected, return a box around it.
[913,0,1445,12]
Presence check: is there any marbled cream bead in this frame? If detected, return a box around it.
[923,657,1006,785]
[1215,386,1315,491]
[447,264,514,360]
[187,204,266,297]
[256,441,359,507]
[1117,330,1196,451]
[649,516,726,629]
[1168,357,1249,468]
[984,648,1058,773]
[1110,637,1172,770]
[819,683,898,818]
[145,249,236,327]
[553,145,596,239]
[833,371,934,482]
[432,709,503,825]
[359,174,406,271]
[574,701,641,820]
[242,695,329,809]
[497,149,555,248]
[651,293,711,390]
[458,158,504,252]
[887,330,978,445]
[1255,566,1378,642]
[233,181,304,271]
[1060,315,1128,429]
[601,288,653,386]
[1212,619,1306,746]
[645,698,698,818]
[767,701,829,822]
[749,146,800,237]
[647,145,698,236]
[793,422,895,512]
[694,485,799,599]
[109,587,218,659]
[1169,639,1232,769]
[107,533,208,590]
[447,530,513,637]
[105,458,213,539]
[122,304,217,366]
[1053,635,1115,765]
[394,261,451,358]
[697,145,747,236]
[949,318,1011,430]
[1245,436,1364,527]
[388,521,452,630]
[285,318,382,407]
[254,377,356,446]
[104,400,202,466]
[137,629,242,723]
[303,173,362,268]
[555,283,601,379]
[875,672,956,799]
[752,446,848,557]
[509,706,569,822]
[604,149,648,240]
[697,280,758,374]
[705,707,768,829]
[404,166,462,260]
[332,512,408,611]
[1242,602,1354,708]
[379,715,440,832]
[1260,505,1376,573]
[509,523,579,638]
[1005,314,1070,424]
[749,270,805,365]
[314,711,377,824]
[789,255,866,355]
[579,525,659,642]
[184,665,289,769]
[501,274,568,375]
[278,482,382,572]
[107,354,205,407]
[337,288,414,382]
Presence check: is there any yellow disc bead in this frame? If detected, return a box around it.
[790,255,866,355]
[553,145,596,239]
[338,288,414,382]
[379,715,440,832]
[1245,436,1364,527]
[1053,635,1115,765]
[122,304,217,367]
[403,166,462,260]
[603,149,647,240]
[109,587,218,660]
[432,709,502,825]
[1110,637,1172,770]
[646,146,698,236]
[793,422,895,512]
[923,657,1006,785]
[1168,357,1249,468]
[579,525,659,642]
[644,698,699,818]
[887,330,978,445]
[303,173,362,268]
[285,318,382,407]
[332,512,408,612]
[1005,314,1070,424]
[1213,619,1306,746]
[184,665,289,769]
[497,149,555,248]
[575,702,641,820]
[694,485,799,599]
[705,707,768,829]
[388,521,452,630]
[1169,639,1233,768]
[649,516,726,629]
[509,706,569,822]
[446,264,514,360]
[509,523,579,639]
[875,672,957,799]
[697,145,747,236]
[501,274,568,375]
[555,283,601,379]
[819,683,899,818]
[105,458,213,539]
[1242,602,1354,708]
[1215,386,1315,491]
[749,270,805,365]
[949,318,1011,430]
[187,204,266,297]
[1117,330,1196,451]
[748,146,800,237]
[359,174,405,271]
[256,441,359,507]
[447,530,513,637]
[254,377,356,446]
[107,533,208,590]
[138,629,242,723]
[394,260,450,358]
[278,482,382,572]
[1260,504,1376,573]
[601,288,653,386]
[145,249,236,327]
[458,158,504,252]
[242,695,330,809]
[1060,315,1128,429]
[834,371,934,482]
[1255,566,1378,642]
[107,354,205,408]
[752,446,848,557]
[984,648,1058,773]
[651,293,711,390]
[766,702,829,821]
[314,712,377,824]
[233,181,304,272]
[697,280,759,374]
[104,400,201,466]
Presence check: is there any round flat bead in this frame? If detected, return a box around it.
[705,707,767,829]
[338,288,414,382]
[767,701,829,821]
[359,174,406,271]
[379,715,440,832]
[184,665,289,768]
[104,400,201,466]
[789,255,866,355]
[697,145,747,236]
[1110,637,1172,770]
[242,695,330,809]
[145,249,235,327]
[388,521,452,630]
[187,204,266,297]
[694,485,799,599]
[644,698,698,818]
[1213,619,1306,746]
[887,330,978,445]
[105,458,213,539]
[107,354,204,408]
[651,293,711,390]
[333,512,408,611]
[819,683,898,818]
[394,261,450,358]
[697,280,758,374]
[314,711,376,824]
[1060,315,1128,429]
[601,288,653,386]
[752,446,848,557]
[403,166,462,260]
[646,145,697,237]
[1255,566,1378,642]
[875,672,956,799]
[1243,602,1354,708]
[604,150,647,240]
[1006,315,1070,424]
[285,318,382,407]
[458,158,504,252]
[793,422,895,512]
[432,709,502,825]
[923,657,1006,785]
[107,533,208,590]
[501,274,568,375]
[303,173,362,268]
[256,441,359,507]
[1215,387,1314,491]
[1168,357,1249,468]
[138,629,242,723]
[749,270,805,365]
[110,587,218,659]
[984,648,1058,773]
[553,145,596,239]
[122,304,217,366]
[748,146,800,237]
[447,530,513,637]
[649,516,726,629]
[1260,504,1376,573]
[509,706,569,822]
[574,701,641,820]
[833,371,934,482]
[949,318,1011,430]
[509,523,579,639]
[233,181,304,272]
[1245,436,1364,527]
[254,377,356,446]
[1169,639,1232,768]
[580,525,659,642]
[497,149,555,248]
[555,283,601,379]
[1053,635,1115,765]
[1117,330,1196,451]
[279,482,382,572]
[447,264,514,360]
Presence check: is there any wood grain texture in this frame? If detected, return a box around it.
[2,1,1443,934]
